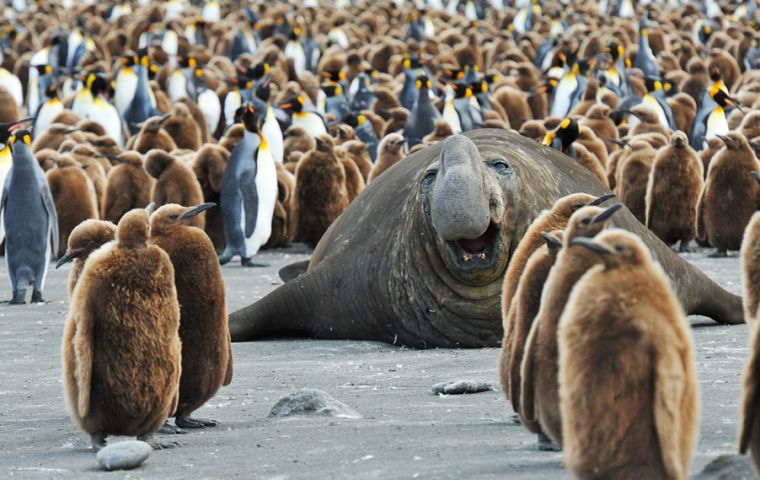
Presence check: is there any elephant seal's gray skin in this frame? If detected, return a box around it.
[229,129,743,348]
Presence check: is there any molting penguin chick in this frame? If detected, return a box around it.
[697,132,760,257]
[144,150,206,229]
[368,133,406,183]
[148,203,232,429]
[56,219,116,297]
[499,193,614,411]
[290,133,348,247]
[62,208,181,451]
[102,151,154,224]
[46,155,99,257]
[645,131,704,251]
[134,114,177,154]
[520,203,622,449]
[192,144,230,252]
[559,229,698,480]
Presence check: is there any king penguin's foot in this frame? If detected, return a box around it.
[157,421,187,434]
[9,289,25,305]
[175,416,220,428]
[708,248,728,258]
[31,290,45,303]
[537,432,561,452]
[91,433,107,452]
[241,257,269,267]
[219,254,232,266]
[137,433,182,450]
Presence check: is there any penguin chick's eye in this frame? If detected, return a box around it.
[420,169,437,192]
[614,244,626,253]
[580,217,592,225]
[169,214,179,220]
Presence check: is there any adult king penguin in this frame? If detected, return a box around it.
[219,105,277,267]
[1,130,58,304]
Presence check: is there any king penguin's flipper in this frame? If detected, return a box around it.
[240,170,258,238]
[41,185,59,258]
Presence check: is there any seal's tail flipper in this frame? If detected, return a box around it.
[278,260,310,283]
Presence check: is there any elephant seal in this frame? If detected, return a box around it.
[229,129,743,348]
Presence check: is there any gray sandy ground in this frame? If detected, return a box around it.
[0,245,752,479]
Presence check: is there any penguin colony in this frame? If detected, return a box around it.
[0,0,759,475]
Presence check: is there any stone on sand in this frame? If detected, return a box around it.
[95,440,152,471]
[269,388,361,419]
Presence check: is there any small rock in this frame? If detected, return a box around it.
[269,389,361,419]
[432,380,493,395]
[692,454,756,480]
[96,440,151,471]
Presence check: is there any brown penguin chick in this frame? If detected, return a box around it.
[502,230,564,429]
[573,143,609,187]
[617,145,656,224]
[518,120,547,141]
[133,114,177,154]
[699,137,723,178]
[66,145,108,208]
[192,144,230,253]
[36,148,60,171]
[283,126,316,157]
[520,203,622,449]
[336,146,365,203]
[666,93,697,137]
[740,311,760,472]
[740,110,760,140]
[697,132,760,256]
[144,150,206,229]
[559,229,698,480]
[371,86,401,114]
[493,86,532,130]
[264,164,296,249]
[56,219,116,297]
[381,107,410,137]
[629,105,672,137]
[568,80,599,117]
[88,135,122,159]
[46,155,99,257]
[342,140,373,182]
[51,110,79,126]
[148,203,232,429]
[645,131,704,251]
[577,128,608,170]
[423,119,454,144]
[102,151,154,224]
[75,119,107,137]
[742,198,760,326]
[290,134,349,247]
[162,103,202,150]
[32,123,80,153]
[0,86,19,123]
[61,208,181,451]
[368,133,406,183]
[581,104,619,154]
[499,193,611,410]
[219,124,244,152]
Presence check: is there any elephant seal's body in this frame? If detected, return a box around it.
[229,129,743,348]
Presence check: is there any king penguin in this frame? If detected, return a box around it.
[403,74,440,148]
[1,130,58,304]
[549,50,586,119]
[70,73,95,120]
[123,48,159,135]
[257,82,284,164]
[219,104,277,267]
[633,17,660,79]
[85,75,125,148]
[33,84,64,140]
[114,54,139,115]
[277,95,327,138]
[0,50,23,109]
[691,86,737,150]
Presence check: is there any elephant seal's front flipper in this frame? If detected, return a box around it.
[278,260,310,283]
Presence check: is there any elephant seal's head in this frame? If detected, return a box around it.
[419,135,518,287]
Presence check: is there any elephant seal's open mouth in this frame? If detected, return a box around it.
[449,222,499,263]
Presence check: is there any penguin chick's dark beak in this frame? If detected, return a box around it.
[588,193,616,206]
[156,113,171,125]
[539,231,562,249]
[570,237,612,255]
[179,202,217,220]
[592,203,623,223]
[751,171,760,185]
[715,135,730,146]
[55,251,80,269]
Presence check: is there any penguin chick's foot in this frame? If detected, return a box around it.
[241,257,270,268]
[157,421,188,435]
[708,248,728,258]
[175,416,220,428]
[31,290,45,303]
[91,433,107,452]
[537,432,561,452]
[677,240,693,253]
[9,289,26,305]
[137,433,182,450]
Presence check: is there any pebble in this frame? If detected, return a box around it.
[269,388,361,419]
[95,440,152,471]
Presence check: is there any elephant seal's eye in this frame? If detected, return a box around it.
[488,159,511,175]
[420,169,437,191]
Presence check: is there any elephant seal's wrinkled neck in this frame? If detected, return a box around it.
[431,135,494,241]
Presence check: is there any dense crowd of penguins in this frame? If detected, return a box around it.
[5,0,760,475]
